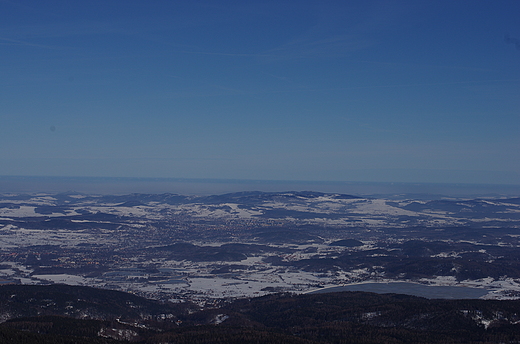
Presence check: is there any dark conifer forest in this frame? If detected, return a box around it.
[1,285,520,343]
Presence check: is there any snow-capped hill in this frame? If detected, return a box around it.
[0,191,518,229]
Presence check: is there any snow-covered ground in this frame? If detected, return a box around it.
[2,192,515,228]
[31,274,101,286]
[1,192,519,302]
[0,227,119,248]
[2,252,519,301]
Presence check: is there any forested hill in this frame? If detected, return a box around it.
[2,285,520,343]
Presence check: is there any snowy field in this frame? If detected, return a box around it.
[1,191,520,303]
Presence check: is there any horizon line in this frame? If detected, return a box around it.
[1,174,520,188]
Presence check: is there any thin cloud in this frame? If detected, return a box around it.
[302,78,520,94]
[146,77,520,101]
[177,50,276,58]
[262,34,373,61]
[353,59,497,73]
[0,36,62,49]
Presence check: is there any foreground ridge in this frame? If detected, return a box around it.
[1,285,520,343]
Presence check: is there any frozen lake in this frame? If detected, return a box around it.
[309,282,490,299]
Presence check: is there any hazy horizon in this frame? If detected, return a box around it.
[1,175,519,198]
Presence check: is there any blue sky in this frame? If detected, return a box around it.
[1,0,519,185]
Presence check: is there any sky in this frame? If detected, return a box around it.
[1,0,519,186]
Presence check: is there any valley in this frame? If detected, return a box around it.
[1,191,519,304]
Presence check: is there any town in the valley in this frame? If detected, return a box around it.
[1,191,520,305]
